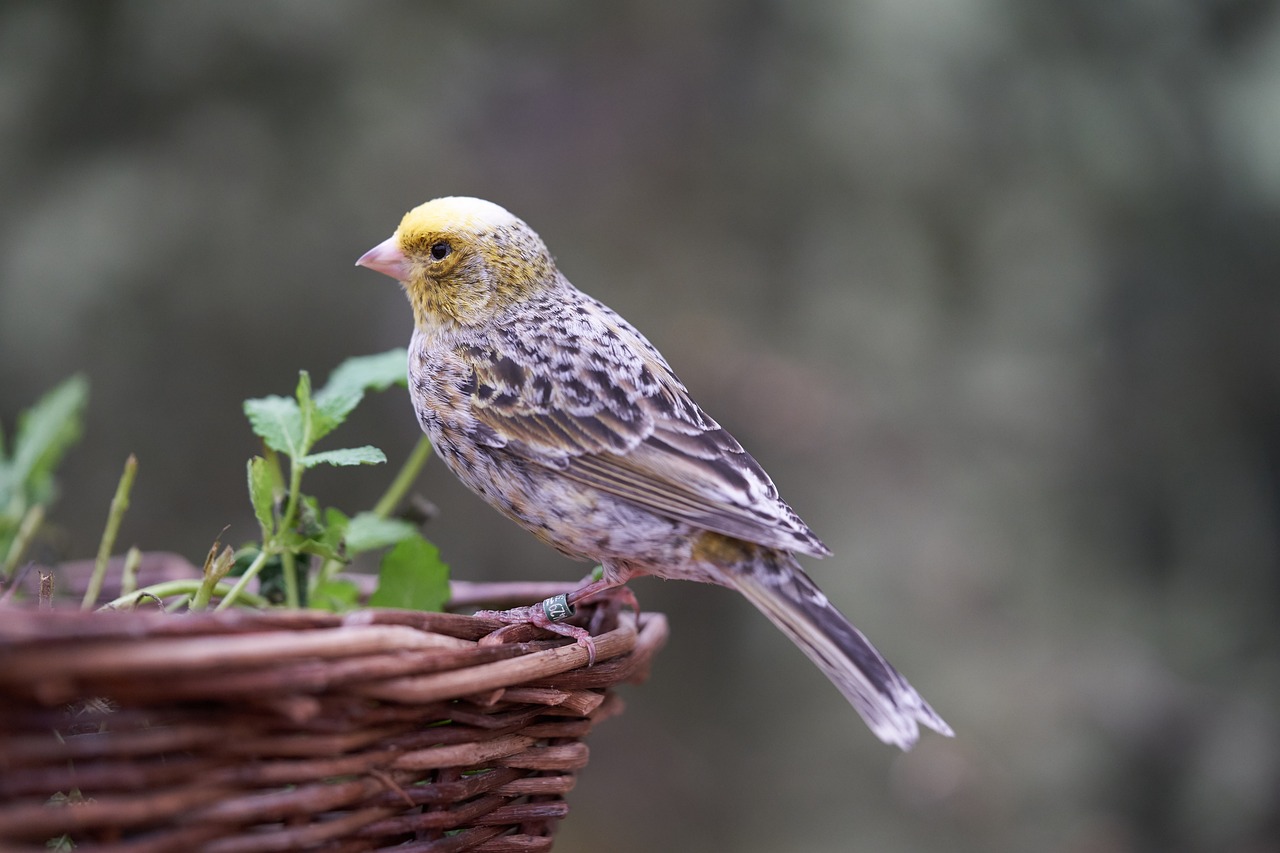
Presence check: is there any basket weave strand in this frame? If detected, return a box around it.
[0,597,666,852]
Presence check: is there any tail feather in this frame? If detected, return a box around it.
[725,551,952,750]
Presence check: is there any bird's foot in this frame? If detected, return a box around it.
[474,597,598,665]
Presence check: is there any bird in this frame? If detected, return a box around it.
[357,197,952,749]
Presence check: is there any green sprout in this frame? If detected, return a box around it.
[0,375,88,583]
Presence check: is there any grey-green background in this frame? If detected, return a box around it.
[3,3,1278,851]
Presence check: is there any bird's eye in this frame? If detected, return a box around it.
[430,241,451,261]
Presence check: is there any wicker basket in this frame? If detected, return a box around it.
[0,587,667,852]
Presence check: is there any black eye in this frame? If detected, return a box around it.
[430,241,451,261]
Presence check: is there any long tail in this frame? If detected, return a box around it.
[723,549,953,750]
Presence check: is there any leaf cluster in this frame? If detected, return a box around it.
[216,349,448,612]
[1,353,447,614]
[0,375,88,579]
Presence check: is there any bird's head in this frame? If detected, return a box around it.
[357,197,558,329]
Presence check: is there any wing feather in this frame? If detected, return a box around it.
[461,295,831,558]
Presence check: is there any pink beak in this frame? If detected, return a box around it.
[356,235,411,281]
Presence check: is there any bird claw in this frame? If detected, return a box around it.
[474,603,598,666]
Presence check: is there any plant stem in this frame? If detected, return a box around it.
[213,549,272,612]
[102,580,269,611]
[314,558,335,592]
[1,503,44,582]
[119,546,143,597]
[372,436,432,519]
[263,452,307,608]
[281,457,305,538]
[190,545,234,611]
[82,455,138,611]
[165,594,193,612]
[281,550,301,608]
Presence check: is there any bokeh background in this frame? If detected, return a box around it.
[3,2,1280,851]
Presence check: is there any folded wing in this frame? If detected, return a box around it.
[460,297,831,559]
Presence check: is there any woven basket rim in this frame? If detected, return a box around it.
[0,587,668,852]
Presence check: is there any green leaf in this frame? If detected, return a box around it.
[295,370,314,410]
[304,367,355,446]
[311,388,362,444]
[243,395,305,457]
[296,535,346,562]
[324,506,351,534]
[244,371,322,458]
[247,457,276,539]
[3,374,88,508]
[345,511,418,554]
[368,535,449,612]
[321,349,409,400]
[279,498,346,562]
[299,446,387,468]
[295,370,318,447]
[321,509,353,560]
[310,350,409,444]
[311,578,361,612]
[245,354,407,458]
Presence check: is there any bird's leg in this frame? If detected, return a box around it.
[473,569,638,666]
[473,601,600,663]
[568,573,640,638]
[567,575,639,613]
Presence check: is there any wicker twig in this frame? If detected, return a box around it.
[0,592,667,852]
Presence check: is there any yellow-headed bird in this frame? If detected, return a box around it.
[358,197,952,749]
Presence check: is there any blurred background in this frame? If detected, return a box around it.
[3,1,1279,850]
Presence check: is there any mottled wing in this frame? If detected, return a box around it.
[461,293,831,558]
